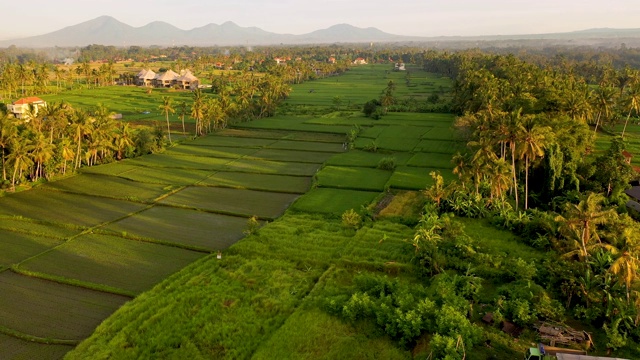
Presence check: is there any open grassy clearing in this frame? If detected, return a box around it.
[315,166,392,192]
[0,190,146,227]
[200,172,312,194]
[104,206,248,251]
[0,230,63,267]
[0,271,130,341]
[159,186,300,219]
[247,148,334,163]
[250,309,410,360]
[40,173,172,202]
[290,188,380,216]
[0,333,74,360]
[19,233,205,295]
[224,158,321,176]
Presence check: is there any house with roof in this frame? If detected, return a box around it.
[136,69,156,86]
[7,97,47,120]
[153,69,179,88]
[176,70,199,90]
[353,57,367,65]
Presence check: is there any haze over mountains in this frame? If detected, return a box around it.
[2,15,640,48]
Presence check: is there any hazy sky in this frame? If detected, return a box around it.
[1,0,638,40]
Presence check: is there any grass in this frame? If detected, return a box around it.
[20,233,205,295]
[158,186,300,219]
[315,166,392,191]
[289,188,379,216]
[104,206,249,251]
[251,309,410,359]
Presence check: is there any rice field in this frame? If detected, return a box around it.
[0,62,463,359]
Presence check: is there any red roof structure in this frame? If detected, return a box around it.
[12,97,45,105]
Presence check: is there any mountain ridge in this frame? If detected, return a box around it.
[2,16,640,48]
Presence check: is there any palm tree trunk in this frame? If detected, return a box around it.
[622,111,632,138]
[511,143,519,210]
[525,156,529,210]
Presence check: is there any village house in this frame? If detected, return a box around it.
[136,69,199,89]
[7,97,47,120]
[353,57,367,65]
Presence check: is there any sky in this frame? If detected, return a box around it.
[1,0,639,40]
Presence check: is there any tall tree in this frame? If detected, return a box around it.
[159,96,175,143]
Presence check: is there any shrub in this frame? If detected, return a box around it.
[341,209,362,229]
[363,140,378,153]
[243,216,260,235]
[377,157,397,171]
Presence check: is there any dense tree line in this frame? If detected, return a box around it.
[418,50,640,354]
[0,102,163,189]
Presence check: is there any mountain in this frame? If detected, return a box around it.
[0,16,406,48]
[3,16,640,48]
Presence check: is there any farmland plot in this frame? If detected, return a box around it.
[0,190,146,227]
[105,206,249,251]
[159,187,300,219]
[0,271,130,341]
[200,172,312,194]
[0,230,63,267]
[20,233,204,295]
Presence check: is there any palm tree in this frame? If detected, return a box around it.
[0,114,18,181]
[177,101,188,135]
[519,117,551,209]
[608,227,640,303]
[7,137,34,188]
[191,89,205,137]
[30,132,55,181]
[159,96,175,143]
[505,108,525,210]
[556,193,616,263]
[621,83,640,138]
[424,171,449,208]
